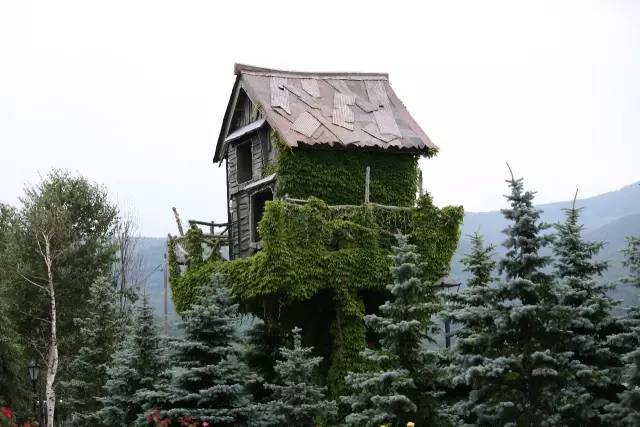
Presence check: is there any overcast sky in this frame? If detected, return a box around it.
[1,0,638,237]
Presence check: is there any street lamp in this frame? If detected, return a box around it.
[27,360,39,424]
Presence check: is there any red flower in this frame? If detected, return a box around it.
[1,407,13,419]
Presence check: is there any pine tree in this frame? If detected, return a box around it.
[551,198,629,424]
[341,234,439,426]
[245,320,286,402]
[342,350,416,427]
[0,204,27,408]
[256,327,337,427]
[604,236,640,425]
[149,274,252,426]
[448,232,497,347]
[63,276,123,426]
[622,236,640,289]
[444,233,497,419]
[451,169,573,426]
[98,296,163,427]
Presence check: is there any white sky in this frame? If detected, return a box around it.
[1,0,638,237]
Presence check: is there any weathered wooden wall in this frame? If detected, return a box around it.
[226,92,274,259]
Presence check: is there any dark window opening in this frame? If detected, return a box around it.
[236,142,252,184]
[251,188,273,242]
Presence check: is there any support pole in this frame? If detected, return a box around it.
[418,168,424,197]
[364,166,371,204]
[163,248,169,336]
[172,207,185,237]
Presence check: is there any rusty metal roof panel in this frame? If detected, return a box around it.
[215,64,437,158]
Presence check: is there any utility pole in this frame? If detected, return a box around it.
[163,248,169,336]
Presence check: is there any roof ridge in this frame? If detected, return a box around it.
[234,63,389,80]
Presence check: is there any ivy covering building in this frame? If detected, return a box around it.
[168,64,464,395]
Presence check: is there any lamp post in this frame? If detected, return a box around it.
[435,274,461,349]
[27,360,39,425]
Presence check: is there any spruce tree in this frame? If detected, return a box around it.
[551,198,628,424]
[448,232,497,346]
[98,296,163,427]
[149,274,251,426]
[451,169,573,426]
[63,276,122,426]
[341,234,439,426]
[0,204,27,408]
[256,327,337,427]
[622,236,640,289]
[604,236,640,425]
[342,350,415,427]
[245,320,286,402]
[444,233,497,419]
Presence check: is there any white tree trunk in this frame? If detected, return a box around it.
[44,235,58,427]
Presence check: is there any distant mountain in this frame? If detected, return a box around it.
[135,237,178,328]
[451,181,640,305]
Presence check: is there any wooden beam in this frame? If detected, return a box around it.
[281,195,412,211]
[364,166,370,203]
[172,207,185,237]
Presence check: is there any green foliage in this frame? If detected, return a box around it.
[245,320,287,401]
[271,134,420,207]
[184,224,204,266]
[98,297,164,427]
[622,236,640,288]
[170,138,461,397]
[342,235,443,426]
[258,327,337,427]
[0,204,28,408]
[145,274,252,426]
[604,235,640,425]
[551,204,627,424]
[169,196,462,395]
[450,172,574,425]
[6,170,118,400]
[62,276,123,427]
[342,349,415,427]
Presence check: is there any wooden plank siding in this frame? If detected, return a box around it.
[226,122,275,258]
[230,90,262,132]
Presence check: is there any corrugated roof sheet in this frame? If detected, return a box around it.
[214,64,437,162]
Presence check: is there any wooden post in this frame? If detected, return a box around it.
[417,168,424,197]
[364,166,371,204]
[172,207,185,237]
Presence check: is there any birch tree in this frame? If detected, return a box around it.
[11,170,118,425]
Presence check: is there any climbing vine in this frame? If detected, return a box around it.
[169,133,461,396]
[169,196,463,395]
[266,131,422,206]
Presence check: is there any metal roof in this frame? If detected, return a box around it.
[214,64,437,162]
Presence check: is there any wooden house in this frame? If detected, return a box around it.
[213,64,437,260]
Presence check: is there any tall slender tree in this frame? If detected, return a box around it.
[0,204,27,408]
[604,236,640,425]
[98,296,163,427]
[257,327,336,427]
[444,233,497,420]
[551,195,628,424]
[342,234,440,426]
[62,276,123,426]
[144,274,252,426]
[451,168,573,426]
[6,170,118,424]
